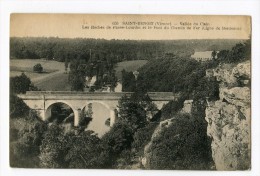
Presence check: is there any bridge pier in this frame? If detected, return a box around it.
[110,109,116,127]
[74,108,81,127]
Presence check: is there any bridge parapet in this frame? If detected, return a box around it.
[17,91,179,128]
[20,91,178,101]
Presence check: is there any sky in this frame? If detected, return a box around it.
[10,14,251,40]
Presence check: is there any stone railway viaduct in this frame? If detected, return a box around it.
[18,91,178,127]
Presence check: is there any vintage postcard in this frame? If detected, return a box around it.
[9,14,251,170]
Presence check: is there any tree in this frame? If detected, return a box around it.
[39,124,68,168]
[102,121,134,156]
[117,95,147,130]
[211,50,217,60]
[64,56,69,73]
[33,63,43,73]
[10,73,39,117]
[68,58,87,91]
[65,131,109,168]
[217,50,229,62]
[10,73,34,94]
[217,40,251,63]
[40,125,109,168]
[79,103,93,128]
[121,69,136,92]
[10,94,30,118]
[69,72,85,91]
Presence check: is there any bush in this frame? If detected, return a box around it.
[33,63,43,73]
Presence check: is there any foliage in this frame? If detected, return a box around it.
[39,124,68,168]
[10,72,44,167]
[10,94,30,118]
[68,53,117,91]
[10,112,47,168]
[132,122,158,155]
[10,37,242,61]
[135,54,202,93]
[79,103,93,127]
[10,73,39,118]
[64,56,69,72]
[114,149,133,169]
[117,94,148,130]
[121,69,136,92]
[99,90,159,168]
[102,121,134,157]
[192,76,219,102]
[217,40,251,63]
[39,124,110,168]
[127,52,220,103]
[148,113,213,170]
[65,131,109,168]
[122,40,248,97]
[10,73,34,94]
[33,63,43,73]
[68,69,85,91]
[211,50,217,60]
[160,95,187,121]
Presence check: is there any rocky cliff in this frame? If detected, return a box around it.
[205,60,251,170]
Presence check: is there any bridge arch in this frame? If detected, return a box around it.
[80,100,118,127]
[45,101,76,124]
[80,100,112,112]
[81,101,113,137]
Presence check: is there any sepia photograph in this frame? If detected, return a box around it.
[9,14,251,170]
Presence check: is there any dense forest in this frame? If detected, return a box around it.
[10,37,243,61]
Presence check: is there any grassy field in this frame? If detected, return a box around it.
[115,60,148,81]
[10,59,65,78]
[10,59,69,91]
[35,72,71,91]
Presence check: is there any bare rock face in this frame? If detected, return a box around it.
[232,60,250,79]
[213,60,250,88]
[219,87,250,107]
[206,61,251,170]
[213,64,238,87]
